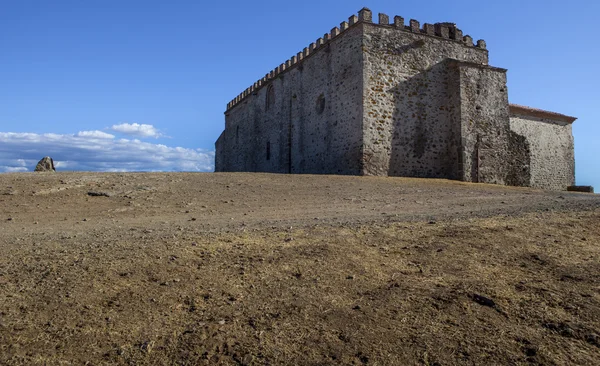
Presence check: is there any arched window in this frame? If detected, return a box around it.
[316,94,325,114]
[266,84,275,111]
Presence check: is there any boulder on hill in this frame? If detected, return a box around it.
[34,157,56,172]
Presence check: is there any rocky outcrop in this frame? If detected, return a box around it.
[34,157,56,172]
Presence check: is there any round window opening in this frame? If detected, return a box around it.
[316,94,325,114]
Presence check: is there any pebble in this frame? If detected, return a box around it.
[242,354,253,365]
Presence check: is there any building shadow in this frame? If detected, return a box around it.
[387,60,461,179]
[385,59,530,185]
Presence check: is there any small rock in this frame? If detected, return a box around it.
[346,275,355,280]
[140,341,153,353]
[524,346,538,357]
[218,320,226,325]
[585,333,599,346]
[531,254,542,262]
[242,354,253,365]
[561,326,575,337]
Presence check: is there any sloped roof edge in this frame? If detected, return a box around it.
[509,104,577,124]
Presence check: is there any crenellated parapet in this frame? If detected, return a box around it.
[226,7,487,111]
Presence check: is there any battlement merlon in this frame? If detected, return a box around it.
[358,7,372,22]
[225,8,488,112]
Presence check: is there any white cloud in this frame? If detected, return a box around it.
[0,131,214,173]
[110,123,163,138]
[75,130,115,139]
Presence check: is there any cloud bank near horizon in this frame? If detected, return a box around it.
[0,129,214,173]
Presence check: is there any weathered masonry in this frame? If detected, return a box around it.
[215,8,576,190]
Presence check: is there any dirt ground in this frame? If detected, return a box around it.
[1,172,599,365]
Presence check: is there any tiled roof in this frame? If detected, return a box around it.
[509,104,576,124]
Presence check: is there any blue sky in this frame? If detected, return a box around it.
[0,0,597,187]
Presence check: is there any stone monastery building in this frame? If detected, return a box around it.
[215,8,576,191]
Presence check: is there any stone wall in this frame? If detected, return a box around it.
[455,61,531,186]
[361,21,488,178]
[215,20,365,174]
[509,113,575,190]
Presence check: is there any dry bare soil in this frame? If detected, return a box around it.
[1,172,600,365]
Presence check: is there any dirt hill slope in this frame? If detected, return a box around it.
[1,173,599,365]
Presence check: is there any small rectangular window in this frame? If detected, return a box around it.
[266,141,271,161]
